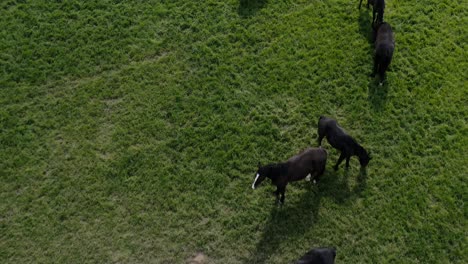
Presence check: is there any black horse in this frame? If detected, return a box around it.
[359,0,385,26]
[318,116,371,170]
[252,147,327,204]
[372,22,394,85]
[296,247,336,264]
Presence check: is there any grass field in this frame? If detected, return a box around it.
[1,0,467,263]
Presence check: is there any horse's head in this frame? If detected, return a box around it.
[252,163,270,190]
[358,148,372,167]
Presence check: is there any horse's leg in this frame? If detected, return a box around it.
[278,186,286,204]
[273,187,280,199]
[345,155,351,168]
[379,55,391,85]
[317,125,325,146]
[312,171,319,184]
[372,10,376,27]
[379,71,385,86]
[318,134,325,146]
[359,0,363,9]
[274,186,280,202]
[377,10,384,24]
[334,152,346,171]
[279,186,286,204]
[371,54,379,77]
[314,164,326,183]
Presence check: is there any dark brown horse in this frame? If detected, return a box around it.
[252,147,327,204]
[372,22,394,85]
[318,116,371,170]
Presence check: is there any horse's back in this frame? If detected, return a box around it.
[286,148,327,181]
[319,116,335,127]
[376,23,394,47]
[319,117,347,144]
[300,147,327,161]
[296,247,336,264]
[290,148,327,171]
[375,23,394,66]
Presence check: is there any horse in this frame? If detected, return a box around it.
[296,247,336,264]
[252,147,327,204]
[359,0,385,26]
[372,22,394,85]
[317,116,371,170]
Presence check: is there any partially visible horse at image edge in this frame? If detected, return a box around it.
[296,247,336,264]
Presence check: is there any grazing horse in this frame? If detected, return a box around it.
[359,0,385,26]
[372,22,395,85]
[296,247,336,264]
[318,116,371,170]
[252,147,327,204]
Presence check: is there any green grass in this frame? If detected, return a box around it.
[1,0,467,263]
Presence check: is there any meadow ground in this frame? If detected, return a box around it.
[1,0,467,263]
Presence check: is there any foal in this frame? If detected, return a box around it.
[372,22,395,85]
[318,116,371,170]
[252,147,327,204]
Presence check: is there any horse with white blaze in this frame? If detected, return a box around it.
[252,147,327,204]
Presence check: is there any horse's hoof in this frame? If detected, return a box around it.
[313,179,317,184]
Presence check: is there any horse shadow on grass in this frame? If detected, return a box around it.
[354,168,368,195]
[244,169,367,263]
[318,167,368,204]
[358,7,374,45]
[367,79,388,111]
[238,0,268,18]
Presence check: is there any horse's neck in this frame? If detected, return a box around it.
[268,163,288,180]
[346,136,361,151]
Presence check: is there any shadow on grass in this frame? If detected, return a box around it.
[358,8,374,45]
[245,187,321,263]
[353,168,368,195]
[245,169,367,263]
[238,0,268,18]
[367,79,388,111]
[319,167,368,204]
